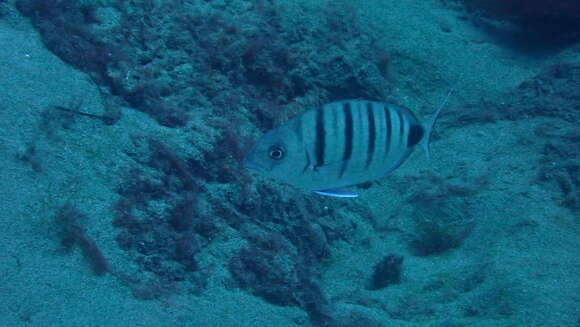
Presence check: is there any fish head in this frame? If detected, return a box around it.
[243,124,306,185]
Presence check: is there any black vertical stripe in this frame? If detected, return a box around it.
[302,150,311,173]
[366,102,376,168]
[339,102,354,178]
[384,105,391,158]
[343,103,353,161]
[314,107,326,169]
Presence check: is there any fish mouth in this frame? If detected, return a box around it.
[243,156,261,171]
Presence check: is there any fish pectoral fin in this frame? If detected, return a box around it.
[314,188,358,198]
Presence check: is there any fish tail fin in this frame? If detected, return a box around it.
[421,89,453,159]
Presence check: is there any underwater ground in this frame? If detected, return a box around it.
[0,0,578,326]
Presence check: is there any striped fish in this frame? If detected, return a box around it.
[244,92,451,198]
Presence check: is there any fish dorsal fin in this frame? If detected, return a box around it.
[314,188,358,198]
[422,89,453,159]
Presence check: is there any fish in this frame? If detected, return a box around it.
[244,91,451,198]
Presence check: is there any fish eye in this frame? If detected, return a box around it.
[268,145,285,160]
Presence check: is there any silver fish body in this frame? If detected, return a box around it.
[244,96,447,197]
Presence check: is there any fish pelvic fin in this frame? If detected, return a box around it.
[314,188,358,198]
[422,89,453,159]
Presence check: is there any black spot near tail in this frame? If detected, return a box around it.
[408,124,424,147]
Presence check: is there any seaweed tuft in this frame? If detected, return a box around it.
[55,204,110,276]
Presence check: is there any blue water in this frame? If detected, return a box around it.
[0,0,578,326]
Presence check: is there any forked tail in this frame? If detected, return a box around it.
[422,89,453,159]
